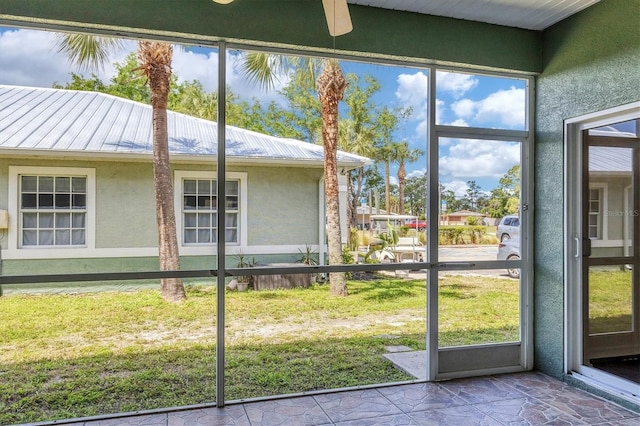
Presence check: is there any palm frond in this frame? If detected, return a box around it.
[239,52,322,91]
[56,33,125,71]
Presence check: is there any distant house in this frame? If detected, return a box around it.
[0,85,369,278]
[354,205,388,229]
[444,209,486,225]
[587,136,633,258]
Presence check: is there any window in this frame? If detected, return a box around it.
[588,187,603,239]
[20,175,87,246]
[9,166,95,251]
[178,172,244,246]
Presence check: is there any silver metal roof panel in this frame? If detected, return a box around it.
[0,85,368,167]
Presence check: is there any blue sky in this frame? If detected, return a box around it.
[0,27,526,197]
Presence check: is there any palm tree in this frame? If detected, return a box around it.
[372,105,412,214]
[57,35,186,302]
[390,141,423,214]
[339,119,374,227]
[242,53,348,296]
[374,107,399,214]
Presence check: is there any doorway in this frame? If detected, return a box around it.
[566,104,640,402]
[582,129,640,384]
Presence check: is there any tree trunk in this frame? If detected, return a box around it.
[398,162,406,214]
[317,60,348,297]
[139,41,186,302]
[385,159,391,213]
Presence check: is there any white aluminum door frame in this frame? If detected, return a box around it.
[564,102,640,404]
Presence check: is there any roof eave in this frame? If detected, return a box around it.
[0,148,369,169]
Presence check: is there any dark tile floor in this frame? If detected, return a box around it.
[40,372,639,426]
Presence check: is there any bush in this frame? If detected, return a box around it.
[358,231,371,247]
[348,227,359,251]
[466,216,480,226]
[438,226,488,245]
[439,226,466,245]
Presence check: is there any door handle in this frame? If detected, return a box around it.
[574,236,580,258]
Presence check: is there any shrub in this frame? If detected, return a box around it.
[358,231,371,247]
[348,227,359,251]
[438,226,488,245]
[466,216,480,226]
[439,226,466,245]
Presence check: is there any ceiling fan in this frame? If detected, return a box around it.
[212,0,353,36]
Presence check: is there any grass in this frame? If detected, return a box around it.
[1,274,520,424]
[588,268,634,334]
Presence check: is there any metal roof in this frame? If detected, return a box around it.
[0,85,369,167]
[588,129,635,173]
[349,0,600,30]
[589,146,633,173]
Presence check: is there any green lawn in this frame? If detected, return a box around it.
[588,268,634,334]
[0,274,520,424]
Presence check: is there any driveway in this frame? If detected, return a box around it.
[392,245,514,279]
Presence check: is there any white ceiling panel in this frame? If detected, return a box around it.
[348,0,601,30]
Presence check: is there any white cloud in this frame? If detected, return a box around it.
[395,71,428,114]
[407,169,426,179]
[439,139,520,180]
[450,86,525,129]
[451,98,475,118]
[171,48,219,91]
[448,118,469,127]
[434,99,445,126]
[436,71,478,98]
[0,28,82,87]
[442,180,470,198]
[396,72,430,140]
[474,86,525,127]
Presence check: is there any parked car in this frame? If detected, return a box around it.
[497,239,520,279]
[405,218,427,231]
[496,214,520,242]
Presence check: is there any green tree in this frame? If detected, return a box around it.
[483,165,521,218]
[439,184,460,214]
[404,172,427,217]
[464,180,483,211]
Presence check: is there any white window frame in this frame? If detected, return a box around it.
[174,170,247,255]
[587,183,607,241]
[8,166,96,254]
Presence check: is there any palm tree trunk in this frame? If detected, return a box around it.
[140,41,186,302]
[347,171,357,228]
[317,60,348,296]
[398,163,406,214]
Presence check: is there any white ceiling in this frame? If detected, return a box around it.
[348,0,601,30]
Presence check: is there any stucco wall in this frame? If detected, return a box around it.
[245,166,321,246]
[535,0,640,377]
[0,156,323,275]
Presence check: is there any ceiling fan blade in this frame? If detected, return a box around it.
[322,0,353,36]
